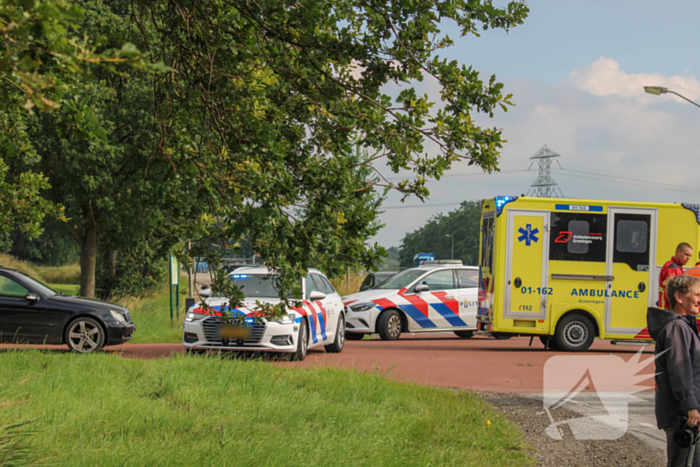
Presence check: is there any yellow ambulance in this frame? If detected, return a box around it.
[477,196,700,351]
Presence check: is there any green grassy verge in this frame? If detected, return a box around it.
[0,351,531,467]
[48,283,80,295]
[124,285,188,344]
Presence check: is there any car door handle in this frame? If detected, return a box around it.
[445,295,456,299]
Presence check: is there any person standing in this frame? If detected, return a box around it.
[648,275,700,467]
[659,243,693,309]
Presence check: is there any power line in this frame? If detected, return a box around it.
[554,168,700,194]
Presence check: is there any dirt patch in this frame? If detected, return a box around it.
[481,392,664,467]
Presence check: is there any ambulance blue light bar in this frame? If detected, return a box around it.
[682,204,700,225]
[495,196,518,216]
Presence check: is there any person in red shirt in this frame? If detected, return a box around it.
[659,242,693,309]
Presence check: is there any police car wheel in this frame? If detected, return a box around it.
[292,319,309,361]
[454,331,474,339]
[345,333,365,341]
[378,310,402,341]
[324,314,345,353]
[555,314,595,352]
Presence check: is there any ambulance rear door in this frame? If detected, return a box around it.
[604,207,657,335]
[504,210,550,319]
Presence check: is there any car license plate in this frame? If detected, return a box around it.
[217,325,252,340]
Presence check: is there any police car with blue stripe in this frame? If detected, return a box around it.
[342,261,479,340]
[183,268,345,360]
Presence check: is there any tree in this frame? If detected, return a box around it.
[137,0,528,318]
[398,200,481,268]
[24,0,190,297]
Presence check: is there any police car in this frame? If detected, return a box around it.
[183,267,345,361]
[342,261,479,340]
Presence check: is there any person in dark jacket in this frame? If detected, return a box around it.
[648,274,700,467]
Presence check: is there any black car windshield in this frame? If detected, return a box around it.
[374,269,425,290]
[230,273,295,299]
[17,272,57,296]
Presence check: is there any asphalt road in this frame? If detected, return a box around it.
[2,334,657,393]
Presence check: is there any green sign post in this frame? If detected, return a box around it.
[169,254,180,321]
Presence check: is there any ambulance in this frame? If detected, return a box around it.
[477,196,700,351]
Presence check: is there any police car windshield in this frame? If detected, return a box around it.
[230,273,293,299]
[374,269,425,290]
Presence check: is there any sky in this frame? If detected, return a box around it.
[371,0,700,249]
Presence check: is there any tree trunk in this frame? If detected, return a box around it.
[80,223,98,298]
[107,250,117,279]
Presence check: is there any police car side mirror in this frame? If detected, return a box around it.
[199,286,211,298]
[414,284,429,293]
[309,291,326,301]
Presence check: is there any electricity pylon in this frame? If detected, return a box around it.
[527,145,564,198]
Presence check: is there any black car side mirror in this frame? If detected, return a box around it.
[360,285,370,291]
[25,293,39,303]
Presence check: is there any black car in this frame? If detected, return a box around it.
[0,268,135,353]
[359,271,398,291]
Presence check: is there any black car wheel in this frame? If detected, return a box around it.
[292,319,309,361]
[324,314,345,353]
[377,310,402,341]
[65,317,105,353]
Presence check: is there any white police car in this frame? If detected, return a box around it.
[183,267,345,361]
[342,262,479,340]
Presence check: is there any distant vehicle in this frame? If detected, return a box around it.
[342,261,479,341]
[413,252,435,267]
[0,268,135,353]
[359,271,398,291]
[183,267,345,361]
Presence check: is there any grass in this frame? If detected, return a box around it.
[0,253,47,282]
[36,263,81,284]
[48,283,80,295]
[123,283,188,344]
[331,274,364,297]
[0,351,531,467]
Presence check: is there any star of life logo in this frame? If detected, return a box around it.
[542,349,660,440]
[518,224,539,246]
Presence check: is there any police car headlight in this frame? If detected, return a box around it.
[185,312,207,322]
[350,302,375,312]
[276,313,296,325]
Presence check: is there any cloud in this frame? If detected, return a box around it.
[372,57,700,247]
[564,56,700,101]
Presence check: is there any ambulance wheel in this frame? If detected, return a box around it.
[324,314,345,353]
[345,333,365,341]
[538,335,560,350]
[377,310,402,341]
[292,319,309,361]
[555,314,595,352]
[454,331,474,339]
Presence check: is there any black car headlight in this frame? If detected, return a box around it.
[110,310,127,324]
[350,302,376,312]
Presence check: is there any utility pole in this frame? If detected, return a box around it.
[445,234,453,260]
[527,145,564,198]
